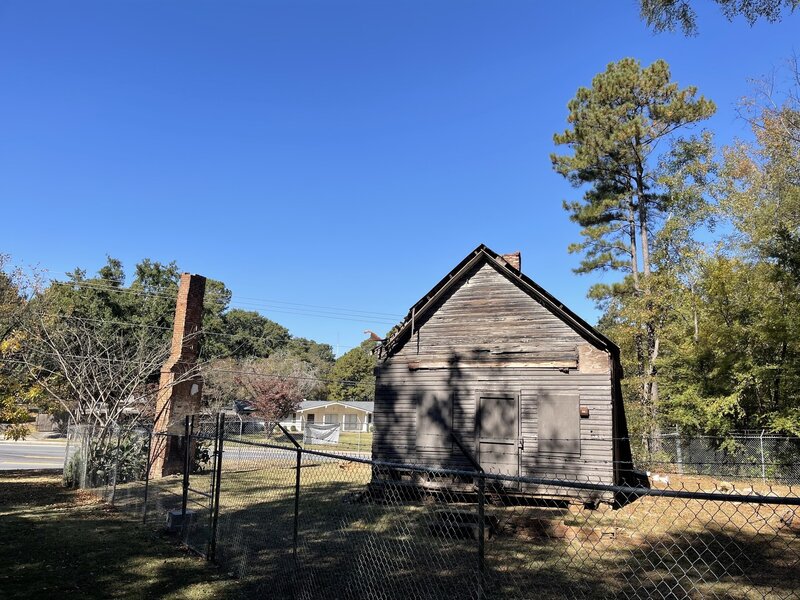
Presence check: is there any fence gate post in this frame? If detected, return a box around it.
[142,426,153,524]
[675,425,684,475]
[209,413,225,562]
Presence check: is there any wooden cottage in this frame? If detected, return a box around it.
[371,244,638,503]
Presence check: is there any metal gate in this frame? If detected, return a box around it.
[180,413,225,560]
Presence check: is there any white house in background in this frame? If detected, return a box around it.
[280,400,374,432]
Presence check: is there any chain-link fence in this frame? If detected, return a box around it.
[637,429,800,485]
[65,418,800,599]
[63,422,151,503]
[225,416,374,457]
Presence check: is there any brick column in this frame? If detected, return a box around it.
[149,273,206,478]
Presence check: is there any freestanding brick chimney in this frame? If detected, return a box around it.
[501,251,522,271]
[149,273,206,478]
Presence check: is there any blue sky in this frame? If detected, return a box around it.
[1,1,798,355]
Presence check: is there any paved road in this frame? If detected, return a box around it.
[222,443,370,464]
[0,439,368,471]
[0,440,66,470]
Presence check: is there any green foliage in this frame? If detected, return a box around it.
[552,57,714,286]
[553,58,716,441]
[326,340,377,402]
[285,337,336,368]
[5,254,336,437]
[64,432,149,488]
[639,0,799,35]
[193,440,212,473]
[0,260,36,439]
[584,59,800,441]
[205,308,290,359]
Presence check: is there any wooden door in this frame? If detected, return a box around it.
[476,392,520,480]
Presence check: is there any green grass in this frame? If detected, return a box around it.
[302,431,373,451]
[228,430,373,452]
[0,470,245,600]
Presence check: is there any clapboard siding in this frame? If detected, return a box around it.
[372,254,626,498]
[409,263,586,360]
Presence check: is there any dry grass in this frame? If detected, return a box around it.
[112,458,800,599]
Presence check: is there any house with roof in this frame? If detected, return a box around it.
[371,244,640,504]
[280,400,374,433]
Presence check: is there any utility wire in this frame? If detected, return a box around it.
[22,311,365,353]
[52,280,403,324]
[0,355,368,387]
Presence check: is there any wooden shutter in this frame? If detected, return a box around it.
[537,391,581,456]
[416,392,453,451]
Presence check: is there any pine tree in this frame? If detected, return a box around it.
[552,58,715,443]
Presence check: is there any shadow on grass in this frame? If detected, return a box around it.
[197,462,800,600]
[0,470,242,600]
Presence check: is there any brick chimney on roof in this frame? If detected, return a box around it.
[501,252,521,272]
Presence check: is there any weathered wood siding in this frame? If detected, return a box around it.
[373,261,615,488]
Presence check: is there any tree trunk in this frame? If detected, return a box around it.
[635,161,660,445]
[690,281,700,343]
[628,202,640,292]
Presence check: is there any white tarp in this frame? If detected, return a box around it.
[304,423,340,445]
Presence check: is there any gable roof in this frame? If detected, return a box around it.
[381,243,618,358]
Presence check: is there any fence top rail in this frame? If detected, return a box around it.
[215,434,800,505]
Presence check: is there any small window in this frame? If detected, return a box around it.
[324,413,341,426]
[538,392,581,455]
[306,414,315,423]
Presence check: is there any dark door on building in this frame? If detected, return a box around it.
[476,393,519,482]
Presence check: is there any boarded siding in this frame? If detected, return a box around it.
[410,262,585,364]
[374,364,614,483]
[373,258,616,491]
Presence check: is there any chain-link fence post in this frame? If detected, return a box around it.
[294,444,301,573]
[110,424,122,505]
[760,429,767,482]
[209,413,225,562]
[274,422,303,581]
[477,470,486,600]
[181,415,191,522]
[142,426,153,524]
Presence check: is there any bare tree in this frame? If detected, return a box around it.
[18,315,200,441]
[223,352,322,422]
[202,357,247,415]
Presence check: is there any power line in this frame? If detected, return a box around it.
[52,281,401,326]
[0,355,368,387]
[23,310,364,354]
[222,296,402,319]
